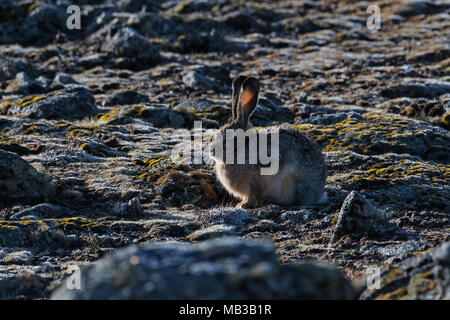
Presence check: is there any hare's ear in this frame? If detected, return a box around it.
[231,75,247,121]
[237,77,259,128]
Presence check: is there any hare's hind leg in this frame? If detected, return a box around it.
[296,181,325,205]
[237,196,260,209]
[236,180,264,208]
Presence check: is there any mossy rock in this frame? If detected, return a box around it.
[293,112,449,163]
[442,112,450,129]
[361,242,450,300]
[2,87,98,120]
[0,217,108,249]
[0,150,53,202]
[80,140,126,158]
[0,141,38,156]
[97,104,186,128]
[334,158,449,211]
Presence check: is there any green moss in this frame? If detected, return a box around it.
[0,219,45,230]
[1,95,45,112]
[1,127,11,134]
[382,267,404,285]
[406,271,438,299]
[343,158,449,190]
[173,0,190,14]
[67,126,99,138]
[0,141,35,155]
[144,156,168,168]
[27,2,39,13]
[97,104,164,123]
[335,32,347,41]
[22,124,39,135]
[97,107,121,122]
[0,217,101,232]
[55,217,101,230]
[377,287,408,300]
[331,214,339,225]
[442,112,450,128]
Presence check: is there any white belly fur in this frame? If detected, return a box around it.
[261,164,297,205]
[216,160,298,205]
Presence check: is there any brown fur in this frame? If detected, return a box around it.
[210,76,328,208]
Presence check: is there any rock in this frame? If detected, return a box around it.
[376,97,445,122]
[0,141,39,156]
[0,216,110,250]
[50,238,353,299]
[61,190,85,203]
[6,72,45,95]
[102,90,150,106]
[11,204,75,220]
[51,73,78,89]
[0,266,52,299]
[127,12,174,37]
[0,57,36,82]
[176,29,246,53]
[80,140,126,158]
[175,32,210,53]
[102,27,160,69]
[97,104,186,128]
[360,241,450,300]
[112,198,143,217]
[2,251,33,265]
[442,112,450,129]
[331,191,399,241]
[281,209,318,223]
[254,95,294,125]
[222,10,265,33]
[171,0,216,14]
[245,220,285,233]
[188,224,237,241]
[208,29,246,53]
[78,53,107,70]
[405,45,450,64]
[304,111,363,126]
[207,207,254,226]
[298,112,450,163]
[2,86,98,120]
[256,205,283,220]
[0,3,66,45]
[0,150,53,203]
[118,0,161,13]
[275,17,321,34]
[182,71,216,89]
[392,1,449,17]
[381,80,450,99]
[142,220,187,239]
[441,94,450,108]
[376,241,422,261]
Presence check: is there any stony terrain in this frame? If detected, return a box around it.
[0,0,449,300]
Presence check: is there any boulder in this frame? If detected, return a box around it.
[360,241,450,300]
[332,191,401,241]
[51,238,353,299]
[101,27,160,69]
[0,150,53,202]
[3,86,98,120]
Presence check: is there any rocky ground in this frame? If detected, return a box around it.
[0,0,449,300]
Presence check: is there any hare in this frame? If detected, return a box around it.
[209,75,327,208]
